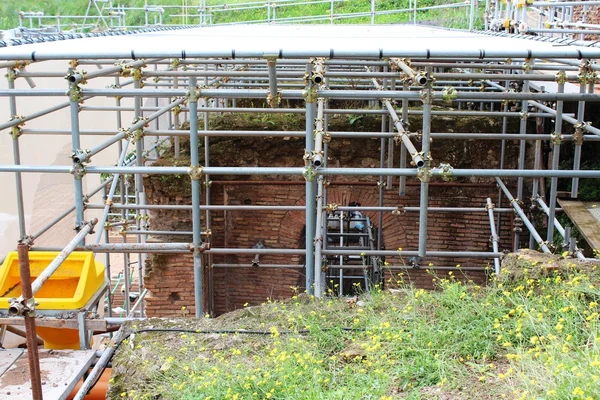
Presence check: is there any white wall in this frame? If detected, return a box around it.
[0,59,139,258]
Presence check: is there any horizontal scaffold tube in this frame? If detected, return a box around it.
[87,203,518,213]
[5,45,599,61]
[20,129,593,141]
[30,244,499,258]
[2,165,600,178]
[322,250,501,258]
[76,106,562,119]
[1,89,600,103]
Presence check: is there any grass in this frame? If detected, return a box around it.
[0,0,485,31]
[108,256,600,400]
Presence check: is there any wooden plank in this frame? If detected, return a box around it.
[558,199,600,251]
[0,317,107,331]
[0,350,96,400]
[0,349,23,377]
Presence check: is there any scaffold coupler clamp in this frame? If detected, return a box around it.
[186,85,202,103]
[438,163,455,182]
[555,70,568,85]
[409,256,420,270]
[188,165,204,181]
[417,164,431,183]
[573,122,585,146]
[189,242,209,253]
[9,115,25,139]
[442,86,458,104]
[321,256,328,272]
[391,205,405,216]
[325,203,339,213]
[68,83,85,104]
[71,163,87,180]
[550,131,563,145]
[8,295,37,317]
[303,164,316,182]
[302,85,318,103]
[267,91,282,108]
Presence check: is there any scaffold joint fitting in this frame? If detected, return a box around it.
[188,165,204,181]
[442,86,458,104]
[438,163,455,182]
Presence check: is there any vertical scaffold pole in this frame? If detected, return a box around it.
[322,65,330,291]
[203,63,213,315]
[469,0,476,30]
[547,74,565,244]
[68,79,86,233]
[378,64,387,252]
[518,59,531,248]
[497,77,509,243]
[571,69,588,198]
[7,71,27,240]
[304,65,317,295]
[17,243,43,400]
[486,198,501,275]
[188,76,204,317]
[133,70,147,317]
[371,0,375,24]
[418,68,432,259]
[314,93,326,297]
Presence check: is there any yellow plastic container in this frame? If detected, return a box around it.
[0,251,106,349]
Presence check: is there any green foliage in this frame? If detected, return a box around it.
[110,265,600,399]
[0,0,485,31]
[558,160,600,202]
[347,114,363,126]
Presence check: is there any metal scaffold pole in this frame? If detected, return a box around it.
[418,67,433,259]
[188,76,205,317]
[304,64,317,295]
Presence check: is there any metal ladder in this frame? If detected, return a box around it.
[325,210,381,296]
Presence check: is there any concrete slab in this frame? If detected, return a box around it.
[558,199,600,251]
[0,349,22,377]
[0,349,96,400]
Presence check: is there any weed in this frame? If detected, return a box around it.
[109,258,600,399]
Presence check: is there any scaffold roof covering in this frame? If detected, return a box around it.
[0,25,599,60]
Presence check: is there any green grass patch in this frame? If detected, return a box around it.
[1,0,485,31]
[109,261,600,399]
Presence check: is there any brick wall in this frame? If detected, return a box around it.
[573,4,600,40]
[144,178,514,317]
[142,112,522,317]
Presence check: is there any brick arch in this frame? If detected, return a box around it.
[324,186,409,253]
[276,185,410,262]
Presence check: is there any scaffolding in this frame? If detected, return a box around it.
[8,0,600,41]
[488,0,600,40]
[6,0,482,41]
[0,22,599,398]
